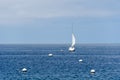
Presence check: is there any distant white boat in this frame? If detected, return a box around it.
[21,68,27,72]
[90,69,95,74]
[79,59,83,62]
[69,33,76,52]
[48,53,53,57]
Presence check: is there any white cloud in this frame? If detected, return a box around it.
[0,0,119,23]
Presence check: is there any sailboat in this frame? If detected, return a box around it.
[69,33,76,52]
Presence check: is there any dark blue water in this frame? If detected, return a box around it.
[0,44,120,80]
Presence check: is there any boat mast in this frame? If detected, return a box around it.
[72,23,73,34]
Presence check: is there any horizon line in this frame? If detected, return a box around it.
[0,43,120,45]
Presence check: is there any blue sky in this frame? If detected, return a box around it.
[0,0,120,44]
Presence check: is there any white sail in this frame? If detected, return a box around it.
[69,33,75,52]
[71,33,75,47]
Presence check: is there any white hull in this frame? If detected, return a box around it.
[69,47,75,52]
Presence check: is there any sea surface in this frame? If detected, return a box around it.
[0,44,120,80]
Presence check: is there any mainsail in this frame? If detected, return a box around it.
[71,33,75,47]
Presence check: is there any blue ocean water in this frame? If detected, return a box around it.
[0,44,120,80]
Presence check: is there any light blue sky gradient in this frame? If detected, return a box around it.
[0,0,120,44]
